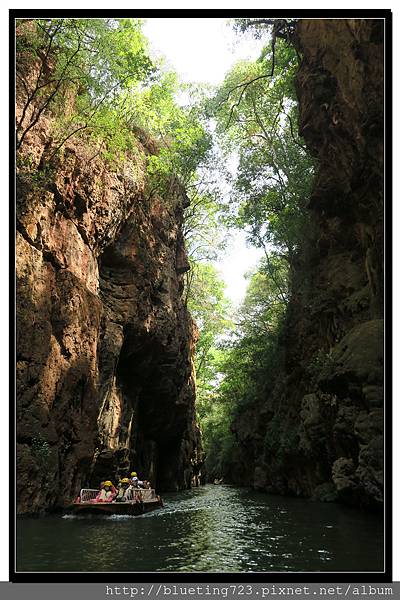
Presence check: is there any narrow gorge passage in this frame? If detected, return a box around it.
[15,15,387,574]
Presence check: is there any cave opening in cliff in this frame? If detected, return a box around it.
[14,13,388,576]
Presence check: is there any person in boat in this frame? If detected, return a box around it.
[115,478,130,502]
[94,480,116,503]
[129,471,141,487]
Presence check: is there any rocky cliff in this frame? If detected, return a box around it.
[232,19,384,509]
[16,75,202,515]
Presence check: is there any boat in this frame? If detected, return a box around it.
[66,487,163,516]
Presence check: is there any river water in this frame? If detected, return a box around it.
[17,485,384,573]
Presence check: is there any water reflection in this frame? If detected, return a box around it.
[17,485,384,572]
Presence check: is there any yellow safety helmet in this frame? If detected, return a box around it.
[104,480,113,487]
[130,472,137,477]
[121,478,130,484]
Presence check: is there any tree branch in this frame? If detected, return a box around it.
[17,38,83,149]
[284,111,308,152]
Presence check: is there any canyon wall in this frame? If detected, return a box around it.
[232,19,384,508]
[16,80,201,515]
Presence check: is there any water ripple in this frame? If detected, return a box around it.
[19,485,383,573]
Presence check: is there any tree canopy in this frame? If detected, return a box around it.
[190,20,315,479]
[16,17,213,197]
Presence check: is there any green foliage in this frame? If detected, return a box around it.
[16,19,155,153]
[187,263,233,405]
[146,119,212,196]
[194,258,288,479]
[184,262,237,480]
[16,18,213,192]
[31,435,51,466]
[263,418,299,468]
[239,260,288,333]
[196,388,239,480]
[232,18,298,43]
[184,192,227,264]
[210,35,315,263]
[119,75,214,194]
[195,25,315,481]
[221,263,286,410]
[307,348,336,384]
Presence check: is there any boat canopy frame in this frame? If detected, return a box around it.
[79,488,157,503]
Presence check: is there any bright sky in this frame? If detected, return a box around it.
[143,18,265,85]
[143,18,265,306]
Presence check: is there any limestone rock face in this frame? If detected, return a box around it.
[232,19,384,509]
[16,107,200,515]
